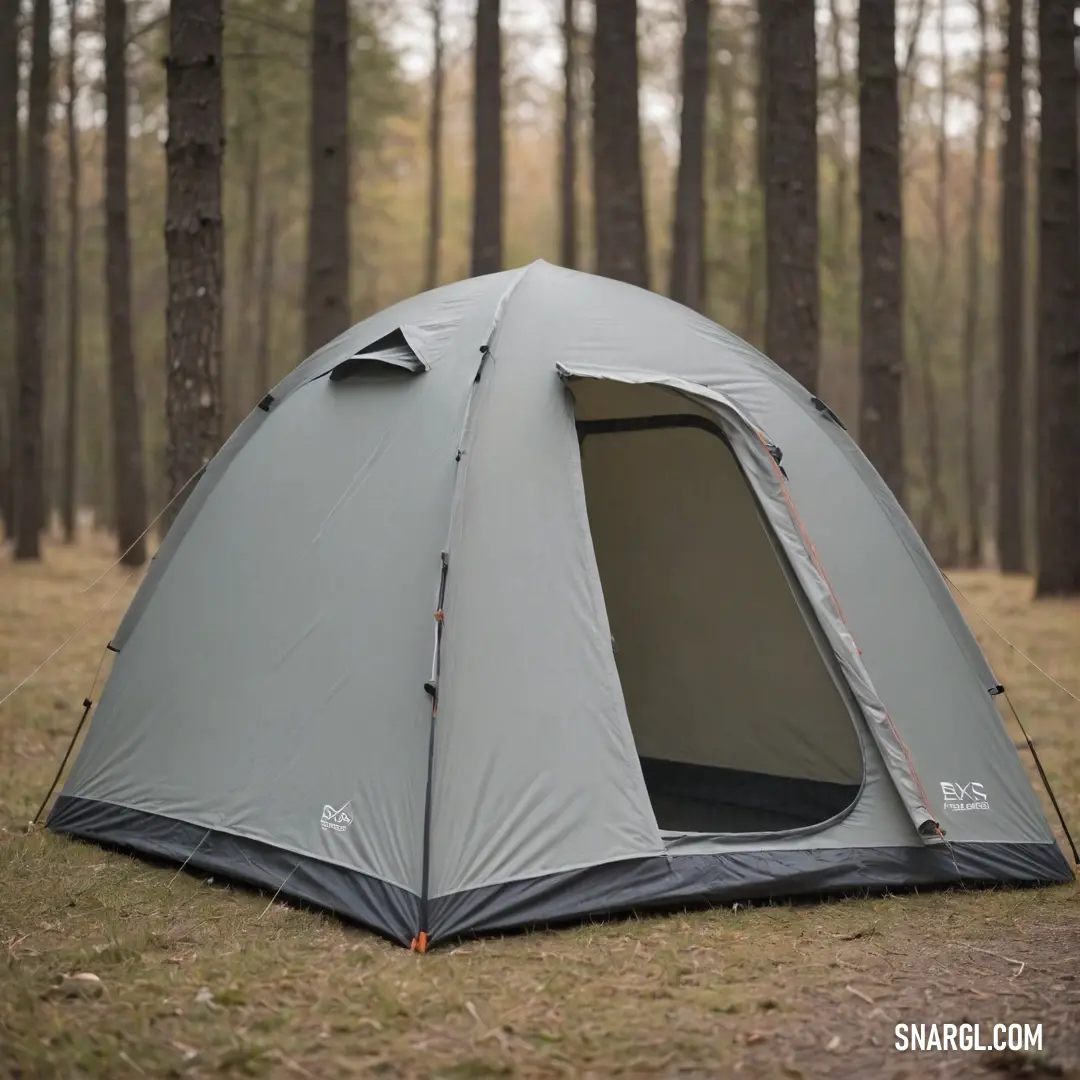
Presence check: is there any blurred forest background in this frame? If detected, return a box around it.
[0,0,1077,591]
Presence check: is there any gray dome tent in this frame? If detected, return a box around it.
[48,261,1072,949]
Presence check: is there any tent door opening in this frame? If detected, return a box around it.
[571,380,864,836]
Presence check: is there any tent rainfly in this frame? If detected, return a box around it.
[48,261,1073,949]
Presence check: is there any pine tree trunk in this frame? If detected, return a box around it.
[304,0,350,354]
[14,0,50,560]
[713,15,735,205]
[0,0,20,538]
[711,13,736,311]
[255,207,277,401]
[234,114,261,424]
[559,0,576,270]
[822,0,859,434]
[760,0,819,391]
[669,0,708,312]
[741,11,767,350]
[959,0,988,567]
[899,0,928,90]
[164,0,224,530]
[1034,0,1080,596]
[921,0,954,563]
[425,0,443,290]
[225,25,261,434]
[592,0,649,288]
[996,0,1025,573]
[828,0,850,298]
[105,0,148,566]
[471,0,503,276]
[857,0,905,503]
[61,0,80,544]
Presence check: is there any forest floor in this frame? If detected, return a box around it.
[0,536,1078,1079]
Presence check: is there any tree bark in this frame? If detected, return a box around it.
[14,0,50,559]
[0,0,20,539]
[899,0,928,101]
[425,0,443,289]
[471,0,502,276]
[592,0,649,288]
[760,0,819,391]
[255,207,277,402]
[236,123,261,424]
[1034,0,1080,596]
[711,14,736,307]
[104,0,148,565]
[61,0,80,544]
[559,0,576,270]
[920,0,953,561]
[740,11,766,347]
[164,0,224,528]
[996,0,1025,572]
[713,14,735,197]
[828,0,850,294]
[959,0,989,567]
[857,0,905,503]
[304,0,350,354]
[669,0,709,311]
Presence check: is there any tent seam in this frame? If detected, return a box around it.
[431,847,672,901]
[755,436,936,823]
[480,261,541,353]
[416,266,535,943]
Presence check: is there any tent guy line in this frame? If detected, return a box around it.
[939,570,1080,865]
[1000,689,1080,866]
[79,464,206,594]
[0,463,207,718]
[942,571,1080,707]
[0,568,135,714]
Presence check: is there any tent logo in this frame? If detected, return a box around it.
[320,802,353,832]
[940,781,989,812]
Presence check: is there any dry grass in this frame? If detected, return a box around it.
[1,538,1078,1079]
